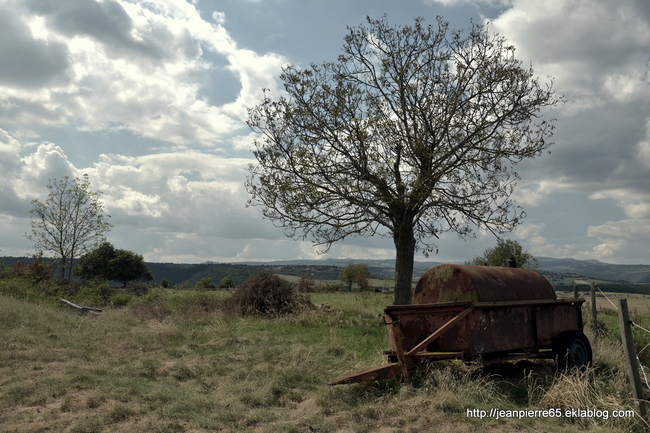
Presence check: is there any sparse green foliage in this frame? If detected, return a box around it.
[77,280,113,306]
[466,238,538,268]
[76,242,153,287]
[198,277,213,289]
[110,292,133,307]
[247,16,558,305]
[26,174,112,280]
[0,250,10,278]
[219,274,234,288]
[160,278,170,288]
[339,264,356,293]
[355,270,371,293]
[339,263,370,292]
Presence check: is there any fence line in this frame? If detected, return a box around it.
[620,315,650,390]
[595,284,619,310]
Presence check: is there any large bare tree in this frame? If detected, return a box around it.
[246,16,559,304]
[26,174,112,280]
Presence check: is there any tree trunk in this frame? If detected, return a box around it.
[393,225,416,305]
[60,256,66,280]
[67,256,74,279]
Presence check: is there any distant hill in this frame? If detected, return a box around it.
[536,257,650,283]
[239,256,650,283]
[172,257,650,284]
[4,254,650,287]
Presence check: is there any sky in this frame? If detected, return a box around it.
[1,0,650,265]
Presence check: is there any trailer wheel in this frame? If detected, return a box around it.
[554,330,592,372]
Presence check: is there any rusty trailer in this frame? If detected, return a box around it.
[331,264,591,385]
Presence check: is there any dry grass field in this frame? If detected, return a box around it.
[1,280,648,432]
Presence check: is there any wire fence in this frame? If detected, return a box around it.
[590,283,650,391]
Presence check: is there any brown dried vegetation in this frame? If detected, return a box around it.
[222,271,313,317]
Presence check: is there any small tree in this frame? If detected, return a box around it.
[339,263,370,292]
[354,264,371,292]
[26,174,112,280]
[466,238,538,269]
[198,277,213,289]
[76,242,153,287]
[339,263,356,292]
[247,16,558,305]
[297,268,316,292]
[11,253,54,284]
[220,274,235,288]
[75,241,116,281]
[111,249,153,287]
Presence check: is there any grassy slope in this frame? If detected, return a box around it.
[0,288,645,432]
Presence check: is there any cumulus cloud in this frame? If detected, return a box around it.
[85,151,281,243]
[0,0,285,147]
[0,0,292,262]
[573,219,640,261]
[637,119,650,167]
[574,188,650,262]
[513,222,576,258]
[512,185,548,208]
[5,0,650,265]
[0,129,28,217]
[424,0,513,7]
[0,132,286,261]
[490,0,650,110]
[0,132,77,233]
[0,4,70,88]
[481,0,650,263]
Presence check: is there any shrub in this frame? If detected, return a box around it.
[77,281,113,306]
[128,281,150,297]
[356,276,372,292]
[222,271,312,317]
[178,281,194,290]
[220,274,235,289]
[198,277,213,289]
[57,279,83,298]
[0,253,10,278]
[0,277,37,300]
[10,251,53,284]
[160,278,170,288]
[111,293,133,307]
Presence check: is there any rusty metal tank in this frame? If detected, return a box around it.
[413,264,556,304]
[331,264,590,385]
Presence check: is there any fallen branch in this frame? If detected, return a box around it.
[59,298,102,314]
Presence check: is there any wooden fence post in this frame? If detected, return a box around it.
[618,298,648,424]
[573,284,578,299]
[591,283,598,341]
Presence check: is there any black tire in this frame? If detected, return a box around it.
[554,330,592,372]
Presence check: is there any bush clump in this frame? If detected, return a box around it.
[223,271,311,317]
[77,280,113,306]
